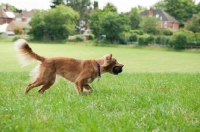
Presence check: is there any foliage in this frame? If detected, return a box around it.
[147,35,155,44]
[90,9,105,38]
[169,33,187,49]
[155,36,170,45]
[50,0,64,8]
[66,0,92,20]
[103,2,117,12]
[29,5,79,41]
[100,12,130,43]
[185,12,200,33]
[176,28,195,44]
[12,36,22,42]
[140,16,159,35]
[129,34,137,42]
[13,26,23,35]
[130,30,143,35]
[138,37,148,46]
[161,29,173,36]
[153,0,166,10]
[75,35,84,41]
[89,33,95,40]
[129,7,141,29]
[164,0,197,26]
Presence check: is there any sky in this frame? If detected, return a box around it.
[1,0,200,13]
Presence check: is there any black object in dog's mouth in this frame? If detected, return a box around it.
[113,66,123,75]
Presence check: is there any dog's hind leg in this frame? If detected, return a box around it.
[25,79,45,94]
[75,78,86,95]
[84,84,93,93]
[38,75,56,94]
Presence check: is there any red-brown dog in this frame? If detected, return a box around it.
[14,39,124,95]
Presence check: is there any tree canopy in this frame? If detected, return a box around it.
[29,5,79,40]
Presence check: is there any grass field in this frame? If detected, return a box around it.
[0,41,200,131]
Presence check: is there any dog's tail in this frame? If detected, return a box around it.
[14,39,45,67]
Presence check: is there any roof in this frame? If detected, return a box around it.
[0,6,15,18]
[7,21,31,31]
[15,9,36,18]
[140,9,179,23]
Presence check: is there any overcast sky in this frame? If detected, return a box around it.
[1,0,200,13]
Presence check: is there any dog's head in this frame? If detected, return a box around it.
[101,54,124,75]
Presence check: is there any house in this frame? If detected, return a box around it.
[14,9,36,22]
[0,4,35,36]
[0,4,15,35]
[140,8,179,30]
[0,4,15,25]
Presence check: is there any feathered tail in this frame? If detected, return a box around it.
[14,39,45,66]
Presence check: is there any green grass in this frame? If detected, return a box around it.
[0,41,200,131]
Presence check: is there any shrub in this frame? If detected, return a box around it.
[169,33,187,49]
[156,36,161,44]
[14,26,23,35]
[129,34,137,42]
[138,37,148,46]
[75,35,84,42]
[12,36,21,42]
[162,29,173,36]
[89,34,95,40]
[130,30,143,35]
[146,28,160,35]
[147,35,154,44]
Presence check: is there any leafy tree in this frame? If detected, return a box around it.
[139,16,159,35]
[66,0,92,20]
[90,9,105,38]
[129,7,141,29]
[103,2,117,12]
[29,10,47,40]
[164,0,196,26]
[185,12,200,33]
[153,0,166,10]
[50,0,65,8]
[100,12,130,43]
[29,5,79,40]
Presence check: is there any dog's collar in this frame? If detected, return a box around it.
[97,63,101,77]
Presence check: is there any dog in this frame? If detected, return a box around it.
[14,39,124,95]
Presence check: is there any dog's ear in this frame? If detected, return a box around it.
[102,54,112,67]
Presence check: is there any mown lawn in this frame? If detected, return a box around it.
[0,41,200,131]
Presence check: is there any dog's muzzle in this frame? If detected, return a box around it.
[113,66,123,75]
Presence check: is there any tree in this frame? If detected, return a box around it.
[129,7,141,30]
[164,0,196,26]
[66,0,92,20]
[153,0,166,10]
[29,5,79,40]
[50,0,65,8]
[100,12,130,43]
[185,12,200,33]
[90,9,105,38]
[29,10,47,40]
[103,2,117,12]
[139,16,159,35]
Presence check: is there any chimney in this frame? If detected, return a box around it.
[148,8,153,16]
[6,4,10,11]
